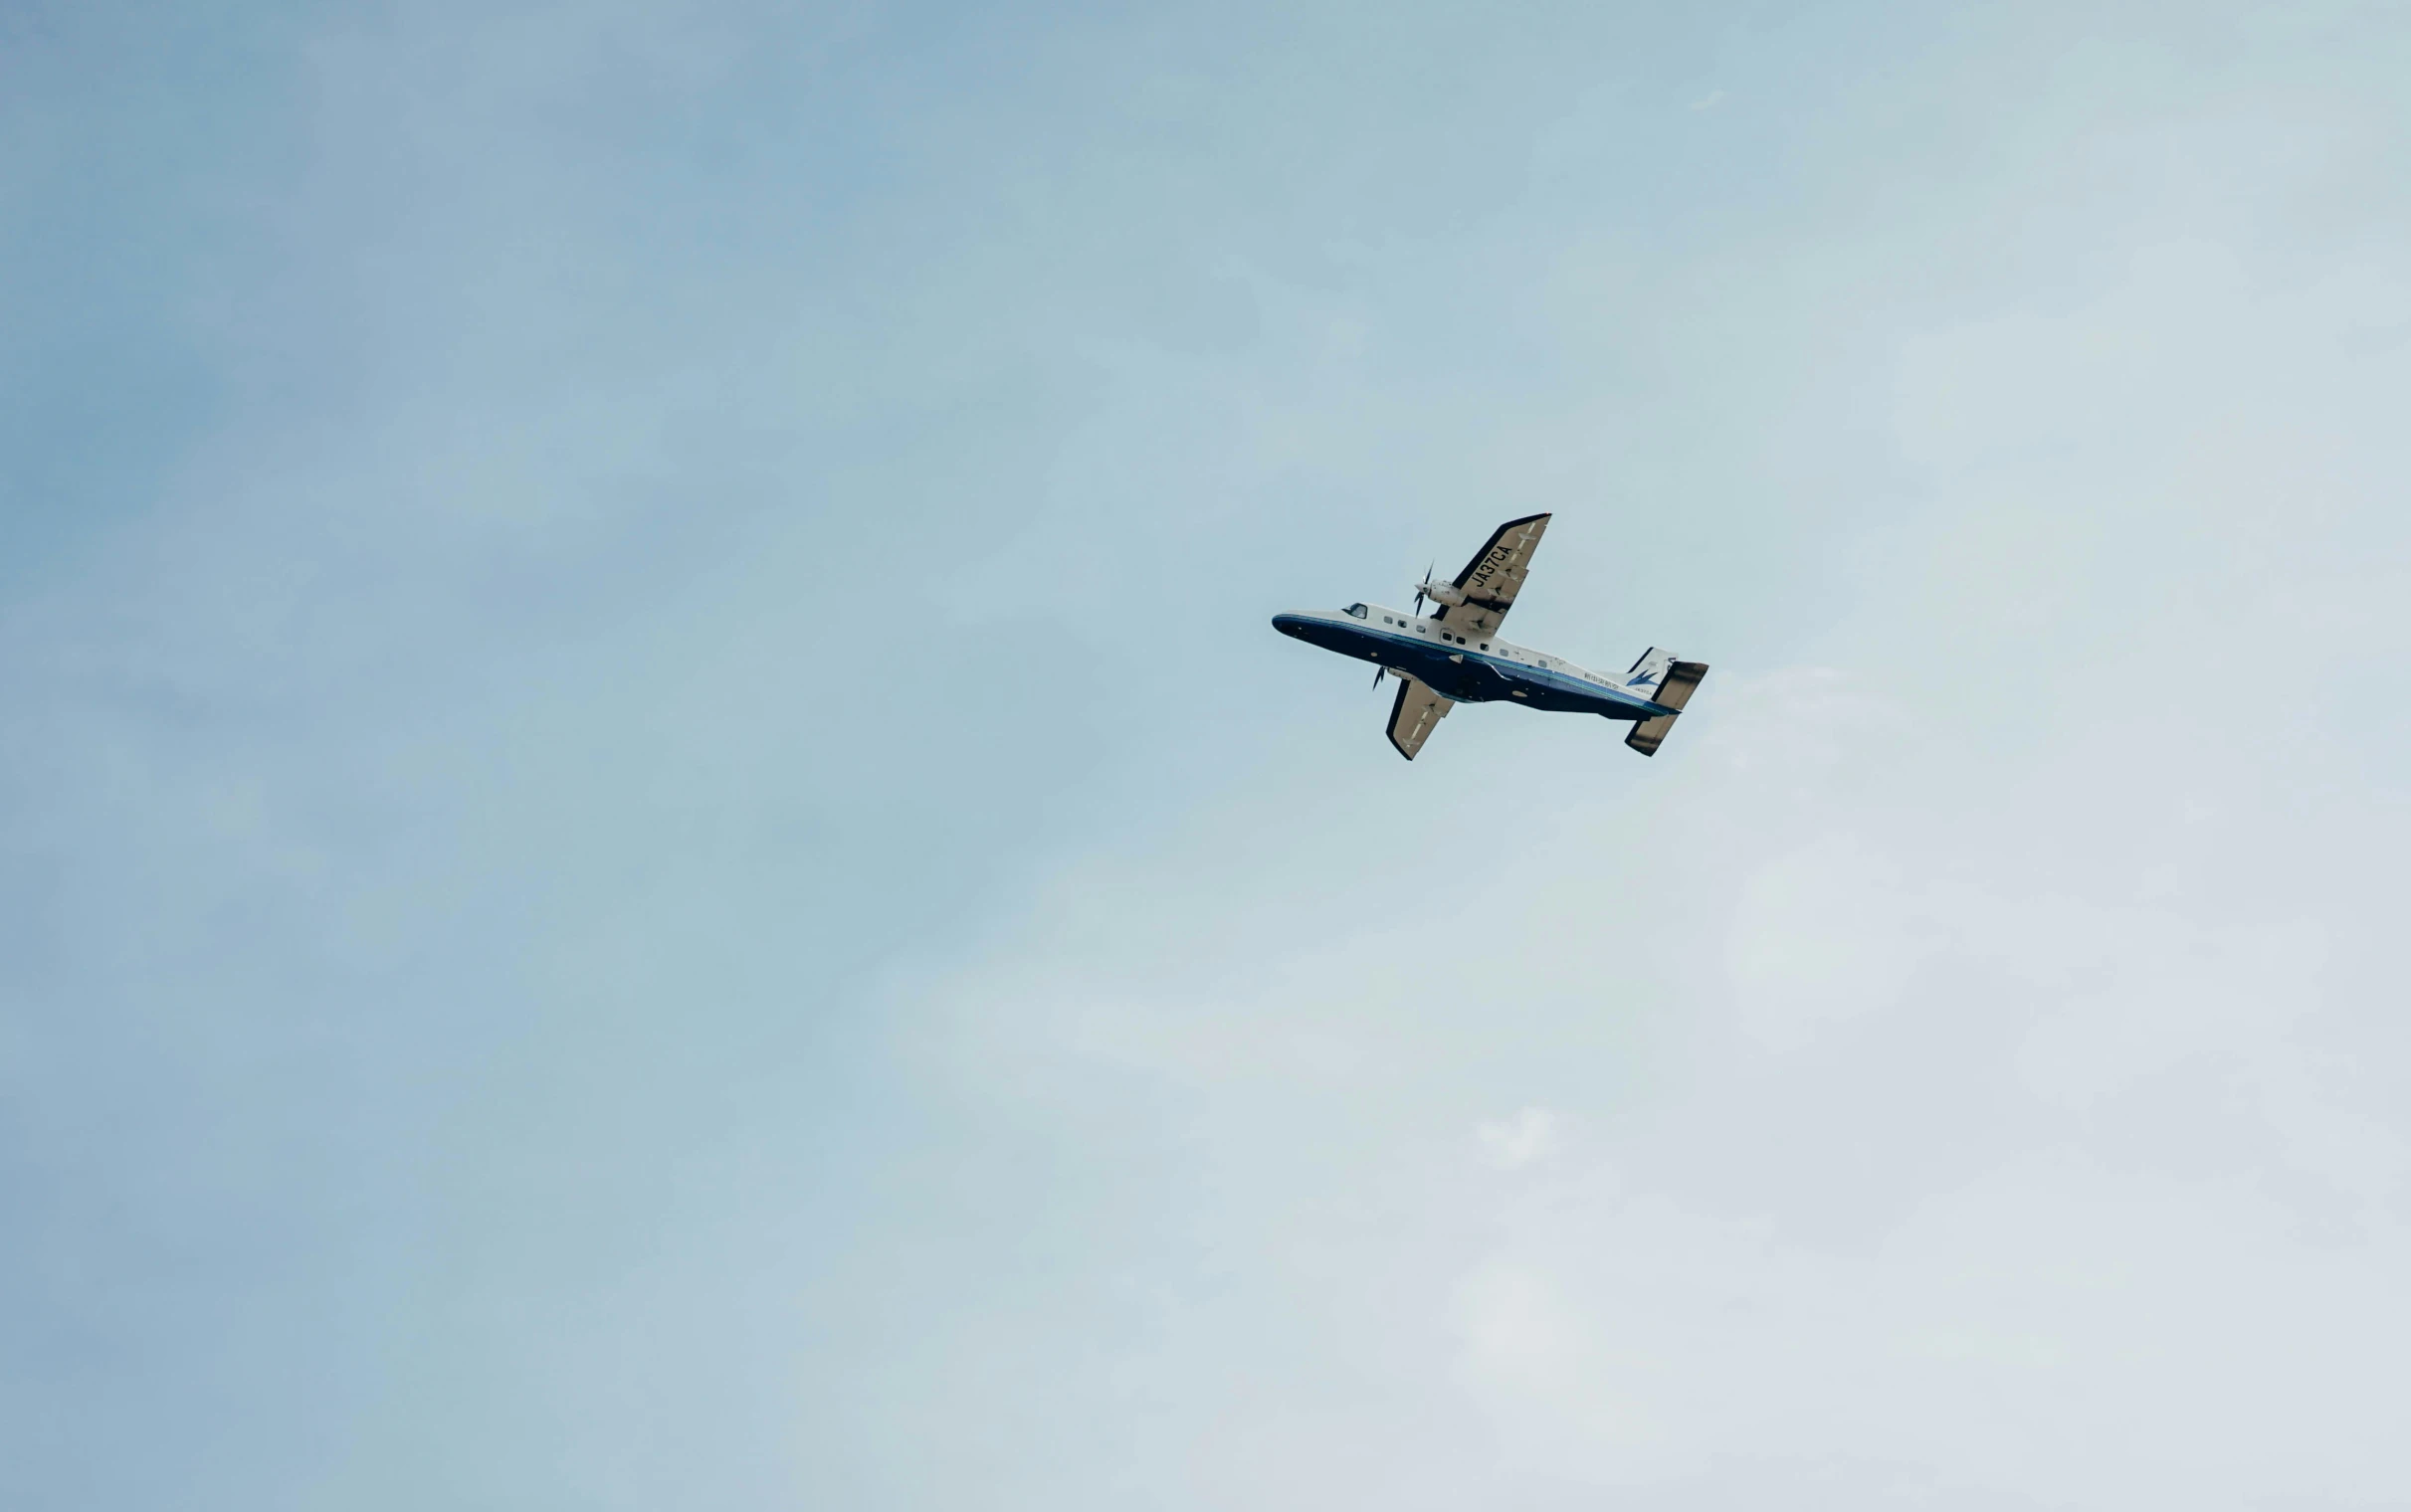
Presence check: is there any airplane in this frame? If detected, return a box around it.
[1271,513,1708,761]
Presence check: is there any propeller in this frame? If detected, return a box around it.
[1371,663,1387,692]
[1411,560,1434,616]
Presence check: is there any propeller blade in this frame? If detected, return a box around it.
[1412,559,1433,615]
[1372,664,1385,692]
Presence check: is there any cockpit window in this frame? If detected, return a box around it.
[1344,603,1368,619]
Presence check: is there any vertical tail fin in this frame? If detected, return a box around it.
[1625,659,1708,757]
[1621,646,1677,697]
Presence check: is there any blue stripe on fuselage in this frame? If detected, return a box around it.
[1270,612,1671,718]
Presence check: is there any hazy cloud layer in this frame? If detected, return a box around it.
[5,2,2408,1508]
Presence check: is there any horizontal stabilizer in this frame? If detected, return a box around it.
[1625,660,1708,757]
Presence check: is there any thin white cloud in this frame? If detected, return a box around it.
[1477,1107,1563,1169]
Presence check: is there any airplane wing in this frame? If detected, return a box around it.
[1433,512,1550,638]
[1387,675,1455,760]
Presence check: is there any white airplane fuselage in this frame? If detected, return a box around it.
[1270,604,1680,719]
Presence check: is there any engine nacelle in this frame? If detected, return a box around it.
[1417,579,1467,607]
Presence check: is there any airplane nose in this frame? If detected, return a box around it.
[1271,614,1306,638]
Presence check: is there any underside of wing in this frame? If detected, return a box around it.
[1435,512,1549,638]
[1387,675,1455,760]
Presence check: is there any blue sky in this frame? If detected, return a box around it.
[5,2,2410,1507]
